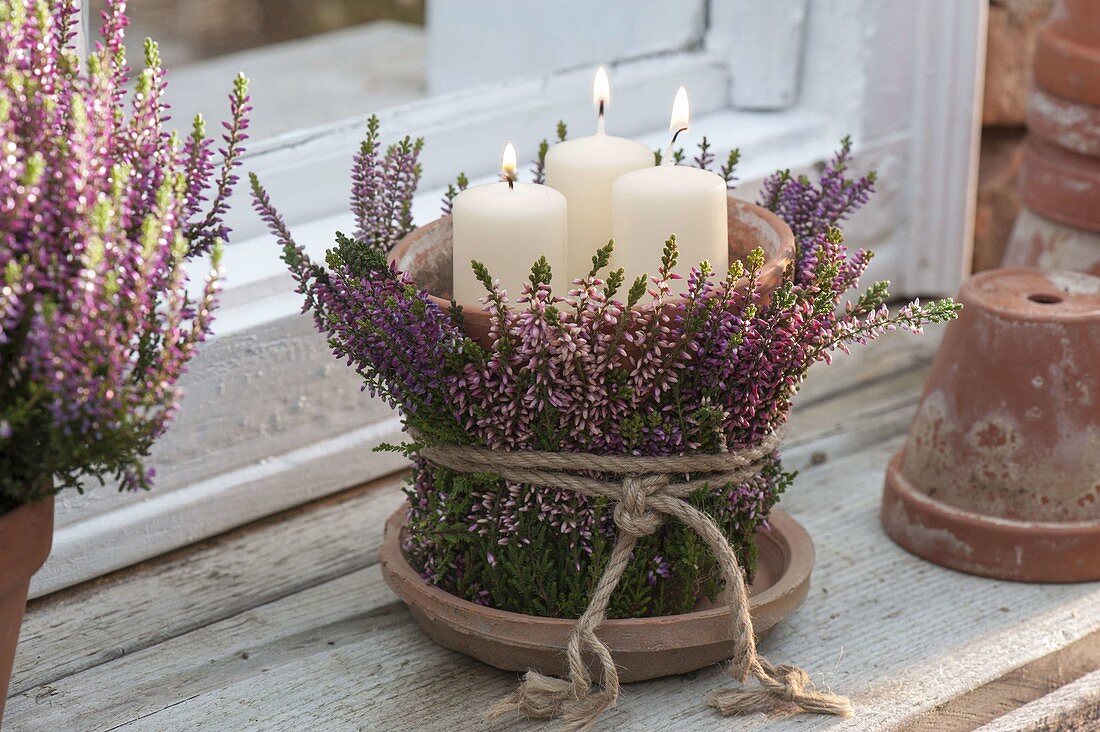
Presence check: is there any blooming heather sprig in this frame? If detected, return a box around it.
[351,114,424,251]
[0,0,250,511]
[251,173,467,445]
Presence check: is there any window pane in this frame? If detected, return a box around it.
[89,0,426,140]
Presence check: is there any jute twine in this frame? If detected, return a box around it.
[419,430,852,732]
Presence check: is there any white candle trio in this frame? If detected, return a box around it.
[451,69,728,306]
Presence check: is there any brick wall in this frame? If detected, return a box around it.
[974,0,1054,271]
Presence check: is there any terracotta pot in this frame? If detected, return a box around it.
[881,269,1100,582]
[381,506,813,682]
[1034,0,1100,107]
[1019,137,1100,233]
[0,496,54,725]
[1007,2,1100,271]
[1004,207,1100,275]
[1027,87,1100,158]
[389,195,796,348]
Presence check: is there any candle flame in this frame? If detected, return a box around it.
[593,66,610,109]
[668,86,686,133]
[670,86,690,133]
[501,142,517,183]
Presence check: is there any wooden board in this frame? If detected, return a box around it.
[9,330,1099,730]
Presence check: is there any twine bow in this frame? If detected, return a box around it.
[419,430,852,732]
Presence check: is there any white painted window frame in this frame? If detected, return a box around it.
[32,0,988,597]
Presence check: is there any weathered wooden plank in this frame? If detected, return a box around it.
[12,406,1100,731]
[976,669,1100,732]
[906,626,1100,731]
[10,475,407,697]
[7,568,405,732]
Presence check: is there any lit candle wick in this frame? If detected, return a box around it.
[663,86,690,166]
[594,66,610,136]
[501,142,518,190]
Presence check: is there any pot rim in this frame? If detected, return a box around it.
[960,268,1100,324]
[882,450,1100,582]
[390,196,797,316]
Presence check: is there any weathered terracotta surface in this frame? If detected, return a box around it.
[1019,137,1100,232]
[1004,207,1100,275]
[380,506,813,682]
[389,196,796,348]
[0,497,54,725]
[1003,0,1100,271]
[1034,0,1100,106]
[1027,86,1100,157]
[882,269,1100,582]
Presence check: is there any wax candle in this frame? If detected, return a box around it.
[611,87,728,296]
[452,143,568,307]
[545,67,653,283]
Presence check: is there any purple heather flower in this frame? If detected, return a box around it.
[0,0,251,508]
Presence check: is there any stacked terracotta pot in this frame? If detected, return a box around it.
[1004,0,1100,273]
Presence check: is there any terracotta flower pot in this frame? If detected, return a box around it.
[1004,207,1100,275]
[1003,0,1100,273]
[881,268,1100,582]
[1034,0,1100,107]
[389,195,796,348]
[381,506,813,682]
[1018,137,1100,233]
[0,496,54,725]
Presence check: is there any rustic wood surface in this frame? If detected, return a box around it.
[7,329,1100,731]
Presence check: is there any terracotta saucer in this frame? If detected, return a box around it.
[380,506,814,683]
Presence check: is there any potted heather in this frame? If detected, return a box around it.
[251,122,958,729]
[0,1,250,719]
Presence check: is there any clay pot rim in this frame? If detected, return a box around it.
[964,268,1100,323]
[381,505,814,628]
[392,196,797,317]
[882,451,1100,583]
[1034,21,1100,106]
[1020,137,1100,233]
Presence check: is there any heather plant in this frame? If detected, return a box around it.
[0,0,251,513]
[252,118,959,618]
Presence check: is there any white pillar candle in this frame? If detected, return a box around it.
[545,67,653,283]
[610,87,728,296]
[452,143,568,307]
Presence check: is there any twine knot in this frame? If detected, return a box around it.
[418,428,852,731]
[613,474,666,536]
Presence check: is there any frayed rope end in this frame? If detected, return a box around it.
[489,670,618,732]
[707,660,853,719]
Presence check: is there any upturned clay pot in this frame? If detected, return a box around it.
[881,269,1100,582]
[381,506,813,682]
[0,496,54,725]
[389,195,796,348]
[1034,0,1100,106]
